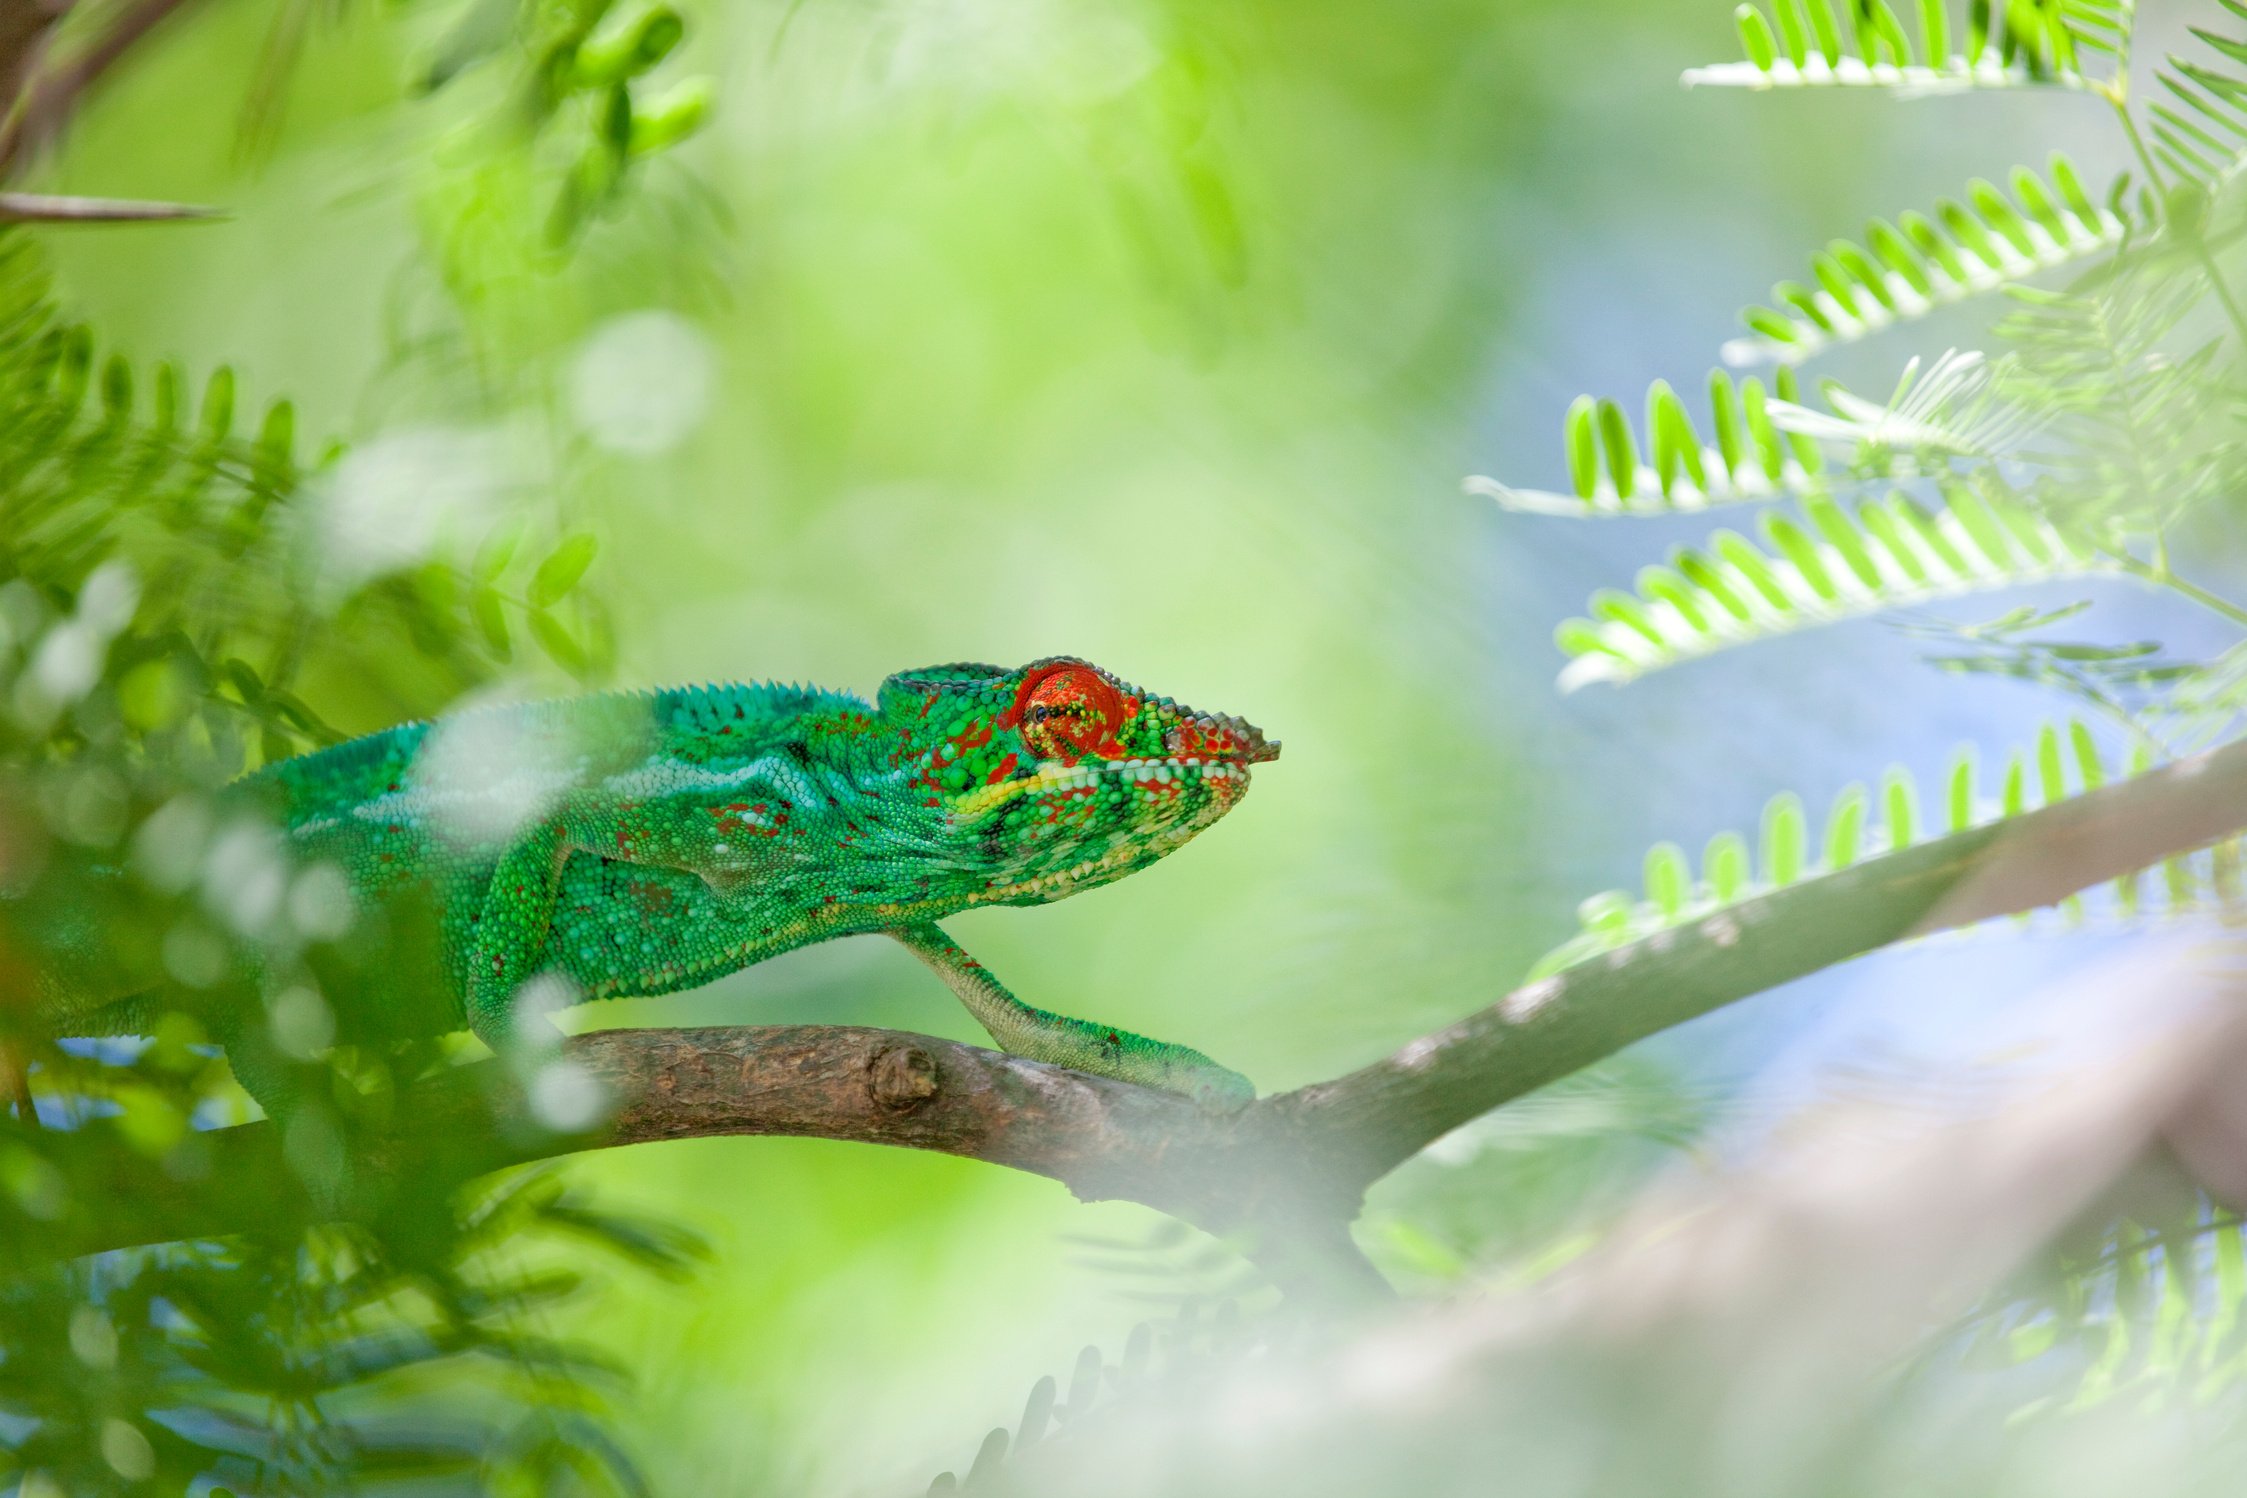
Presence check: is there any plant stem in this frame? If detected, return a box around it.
[2190,237,2247,352]
[2108,90,2166,195]
[2103,74,2247,352]
[2112,548,2247,631]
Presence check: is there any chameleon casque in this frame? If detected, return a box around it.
[34,657,1276,1119]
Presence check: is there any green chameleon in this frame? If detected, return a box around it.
[33,657,1275,1121]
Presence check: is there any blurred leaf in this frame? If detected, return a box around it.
[531,533,600,607]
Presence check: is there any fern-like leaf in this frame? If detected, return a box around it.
[1771,347,2046,468]
[1964,1201,2247,1411]
[1996,277,2236,528]
[1554,481,2114,688]
[2151,2,2247,186]
[1685,0,2128,93]
[1469,367,1824,515]
[1725,154,2132,365]
[1531,720,2240,976]
[1475,354,2038,516]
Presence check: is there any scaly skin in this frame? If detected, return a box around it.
[42,658,1277,1110]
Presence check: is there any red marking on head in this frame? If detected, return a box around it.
[986,751,1020,785]
[1166,722,1213,757]
[1004,663,1128,765]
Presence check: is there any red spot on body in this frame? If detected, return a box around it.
[713,799,786,839]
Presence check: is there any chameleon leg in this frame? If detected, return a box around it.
[208,1006,309,1131]
[462,825,572,1049]
[208,1005,355,1216]
[461,797,787,1048]
[889,921,1253,1108]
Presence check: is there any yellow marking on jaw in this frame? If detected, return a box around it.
[948,761,1078,819]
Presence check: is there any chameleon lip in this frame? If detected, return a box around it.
[1056,755,1260,783]
[948,754,1258,819]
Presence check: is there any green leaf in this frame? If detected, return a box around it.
[1725,155,2132,365]
[1762,792,1807,885]
[629,77,715,155]
[528,608,592,676]
[1684,0,2119,90]
[1553,483,2115,688]
[1645,842,1691,919]
[200,363,236,440]
[2153,12,2247,186]
[531,533,600,606]
[576,6,688,83]
[1738,4,1781,67]
[1471,370,1824,515]
[471,586,512,660]
[474,520,525,580]
[1529,719,2247,976]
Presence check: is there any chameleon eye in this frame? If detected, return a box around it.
[1014,665,1126,764]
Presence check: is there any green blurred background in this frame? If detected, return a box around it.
[19,0,2141,1488]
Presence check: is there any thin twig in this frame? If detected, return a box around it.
[2107,548,2247,632]
[0,188,215,220]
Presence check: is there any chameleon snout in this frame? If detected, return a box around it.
[1163,712,1280,765]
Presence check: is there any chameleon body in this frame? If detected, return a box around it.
[36,658,1276,1112]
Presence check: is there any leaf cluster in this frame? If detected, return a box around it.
[1451,0,2247,1425]
[0,195,684,1491]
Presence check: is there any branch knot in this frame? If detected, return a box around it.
[869,1043,939,1110]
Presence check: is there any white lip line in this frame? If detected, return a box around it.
[1027,759,1251,791]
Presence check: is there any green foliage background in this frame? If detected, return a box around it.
[17,0,2224,1491]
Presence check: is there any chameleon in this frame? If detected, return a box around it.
[29,656,1275,1122]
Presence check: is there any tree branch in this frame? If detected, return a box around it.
[36,734,2247,1298]
[0,0,199,176]
[1273,729,2247,1182]
[0,0,68,120]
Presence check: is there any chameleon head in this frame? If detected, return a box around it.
[877,657,1279,907]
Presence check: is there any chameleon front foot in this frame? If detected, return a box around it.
[1061,1024,1255,1108]
[890,921,1255,1110]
